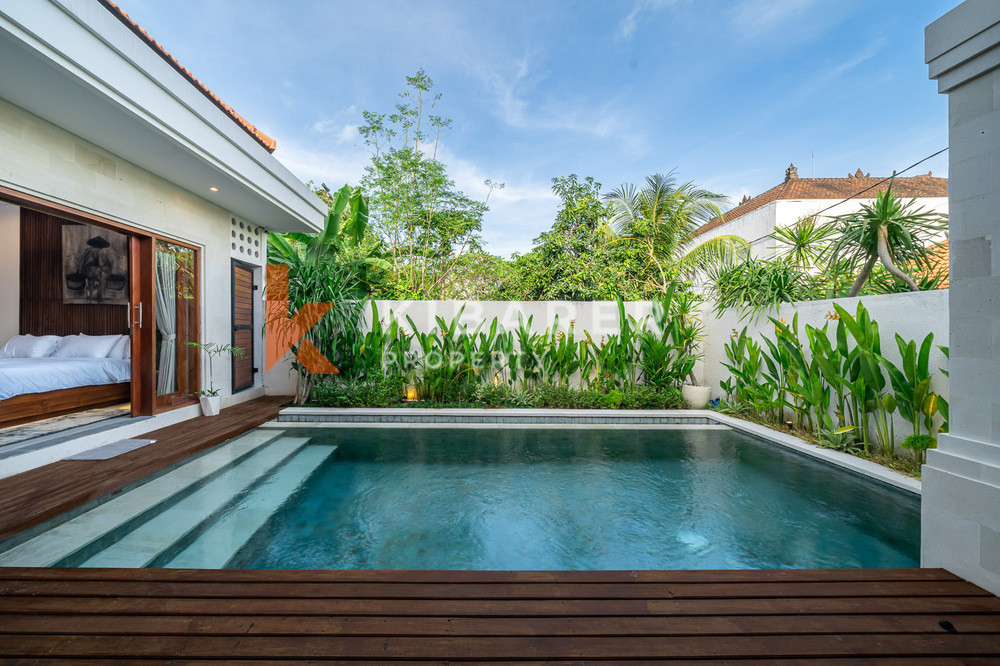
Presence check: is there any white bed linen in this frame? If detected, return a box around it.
[0,358,131,402]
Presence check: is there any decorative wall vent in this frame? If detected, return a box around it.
[230,216,264,263]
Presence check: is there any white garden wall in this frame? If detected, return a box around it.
[264,300,656,395]
[266,291,949,427]
[700,289,950,438]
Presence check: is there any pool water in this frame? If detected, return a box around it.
[0,426,919,570]
[243,426,918,570]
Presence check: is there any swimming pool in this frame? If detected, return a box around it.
[0,425,919,570]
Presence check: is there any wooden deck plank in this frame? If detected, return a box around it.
[0,396,287,542]
[1,613,999,637]
[3,593,999,616]
[1,633,999,659]
[9,656,997,666]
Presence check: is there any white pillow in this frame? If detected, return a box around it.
[109,335,131,360]
[0,334,62,359]
[51,334,122,359]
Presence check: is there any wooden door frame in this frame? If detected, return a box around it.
[0,185,202,418]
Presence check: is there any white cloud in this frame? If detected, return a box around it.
[335,124,359,143]
[272,139,369,189]
[473,55,647,155]
[309,106,360,138]
[273,137,558,257]
[726,0,820,38]
[618,0,682,40]
[434,143,560,258]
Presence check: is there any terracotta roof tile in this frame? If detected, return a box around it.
[98,0,277,153]
[922,240,950,289]
[693,170,948,238]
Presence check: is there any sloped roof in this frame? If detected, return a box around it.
[693,167,948,238]
[98,0,277,153]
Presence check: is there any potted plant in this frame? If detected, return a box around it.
[186,341,245,416]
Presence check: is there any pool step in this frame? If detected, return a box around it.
[0,430,286,567]
[161,444,335,569]
[79,437,311,568]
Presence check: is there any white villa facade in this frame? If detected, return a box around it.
[0,0,323,460]
[693,164,949,258]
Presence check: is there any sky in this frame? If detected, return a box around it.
[121,0,958,257]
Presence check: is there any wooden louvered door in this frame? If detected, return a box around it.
[232,263,256,393]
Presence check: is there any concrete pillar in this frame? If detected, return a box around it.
[924,0,1000,595]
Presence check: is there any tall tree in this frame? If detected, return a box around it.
[603,172,747,292]
[497,175,651,300]
[358,70,502,298]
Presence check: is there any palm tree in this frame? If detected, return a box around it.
[770,216,837,271]
[823,185,948,296]
[603,172,748,292]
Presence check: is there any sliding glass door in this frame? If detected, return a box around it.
[153,240,199,408]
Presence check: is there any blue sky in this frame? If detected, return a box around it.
[122,0,957,256]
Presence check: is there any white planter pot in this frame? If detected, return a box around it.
[199,395,222,417]
[682,384,712,410]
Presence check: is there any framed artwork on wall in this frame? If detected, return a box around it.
[62,222,129,305]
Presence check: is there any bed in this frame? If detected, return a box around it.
[0,334,132,428]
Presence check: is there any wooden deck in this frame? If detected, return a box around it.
[0,396,288,543]
[0,567,997,662]
[0,397,998,661]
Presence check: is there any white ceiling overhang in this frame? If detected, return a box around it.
[0,0,324,233]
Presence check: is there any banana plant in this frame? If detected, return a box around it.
[834,303,887,450]
[879,332,937,436]
[720,327,775,418]
[516,312,543,388]
[774,318,830,433]
[541,316,581,386]
[872,393,897,456]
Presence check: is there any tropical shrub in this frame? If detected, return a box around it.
[308,282,701,408]
[718,302,947,458]
[311,374,405,408]
[902,434,936,464]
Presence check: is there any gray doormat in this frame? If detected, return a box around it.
[64,439,157,460]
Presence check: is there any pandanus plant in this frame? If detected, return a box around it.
[823,184,948,296]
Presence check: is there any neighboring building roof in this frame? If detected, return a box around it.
[98,0,277,153]
[693,164,948,238]
[922,240,950,289]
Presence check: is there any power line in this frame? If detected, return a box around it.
[738,146,950,246]
[808,146,949,219]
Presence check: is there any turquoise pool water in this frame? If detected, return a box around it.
[0,426,919,570]
[235,427,918,570]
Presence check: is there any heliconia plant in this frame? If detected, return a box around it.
[718,301,947,459]
[879,332,937,437]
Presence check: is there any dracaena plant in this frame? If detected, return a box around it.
[823,184,948,296]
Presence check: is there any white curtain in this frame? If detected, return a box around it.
[155,248,177,395]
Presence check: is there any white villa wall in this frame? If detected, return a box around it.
[0,201,18,343]
[700,290,950,440]
[923,0,1000,594]
[0,97,265,411]
[694,202,777,258]
[695,196,949,261]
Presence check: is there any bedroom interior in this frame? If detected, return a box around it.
[0,195,201,431]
